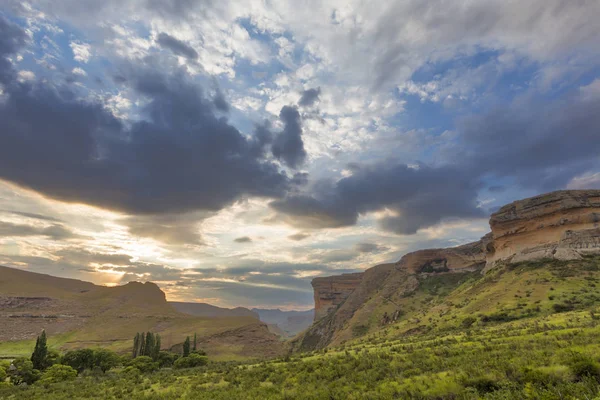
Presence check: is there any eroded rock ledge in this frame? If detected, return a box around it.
[312,273,363,321]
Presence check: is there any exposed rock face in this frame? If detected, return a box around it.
[395,238,489,274]
[485,190,600,271]
[312,272,363,321]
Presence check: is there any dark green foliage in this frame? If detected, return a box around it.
[461,376,500,394]
[553,302,576,312]
[132,332,140,358]
[157,351,180,368]
[193,332,197,351]
[30,330,48,370]
[352,324,369,337]
[183,336,191,357]
[60,349,95,373]
[173,353,208,369]
[139,332,146,357]
[153,334,161,361]
[461,316,476,328]
[127,356,158,373]
[144,332,154,357]
[92,349,120,373]
[570,358,600,381]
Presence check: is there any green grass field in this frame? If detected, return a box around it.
[3,257,600,399]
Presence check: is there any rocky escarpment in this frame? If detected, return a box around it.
[485,190,600,271]
[297,190,600,351]
[312,273,363,321]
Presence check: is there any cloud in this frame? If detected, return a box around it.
[0,210,63,223]
[0,15,27,84]
[354,242,388,253]
[0,221,81,240]
[69,40,91,63]
[234,236,252,243]
[0,23,290,218]
[271,163,483,234]
[156,32,198,60]
[288,232,310,241]
[122,213,205,245]
[271,106,306,169]
[298,87,321,107]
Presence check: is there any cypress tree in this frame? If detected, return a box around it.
[144,332,154,357]
[193,333,197,351]
[31,329,48,370]
[153,334,161,361]
[183,336,190,357]
[133,333,140,358]
[139,332,146,357]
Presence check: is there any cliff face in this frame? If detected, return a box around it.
[485,190,600,270]
[312,273,363,321]
[300,190,600,351]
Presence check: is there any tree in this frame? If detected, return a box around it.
[144,332,154,357]
[183,336,191,357]
[61,349,95,373]
[93,349,120,373]
[31,330,48,370]
[127,356,158,373]
[139,332,146,358]
[157,351,179,368]
[153,334,161,361]
[8,358,40,385]
[193,333,197,351]
[133,332,141,358]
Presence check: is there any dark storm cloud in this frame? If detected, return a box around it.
[0,15,27,84]
[156,32,198,60]
[271,164,483,234]
[0,20,289,218]
[213,88,229,112]
[0,221,81,240]
[298,87,321,107]
[457,95,600,190]
[234,236,252,243]
[272,106,306,169]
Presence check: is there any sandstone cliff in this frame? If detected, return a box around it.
[485,190,600,271]
[312,272,363,321]
[298,189,600,351]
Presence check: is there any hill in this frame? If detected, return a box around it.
[252,308,314,337]
[170,302,259,319]
[0,266,284,360]
[294,189,600,350]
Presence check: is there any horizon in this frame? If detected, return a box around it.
[0,1,599,309]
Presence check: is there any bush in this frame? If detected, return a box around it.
[570,359,600,381]
[173,354,208,369]
[552,303,575,313]
[127,356,159,373]
[158,351,180,368]
[8,358,41,385]
[0,366,6,382]
[461,316,477,328]
[39,364,77,385]
[461,376,500,394]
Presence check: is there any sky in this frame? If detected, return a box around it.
[0,0,599,310]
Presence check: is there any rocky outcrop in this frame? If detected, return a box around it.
[395,237,489,274]
[485,190,600,271]
[312,272,363,321]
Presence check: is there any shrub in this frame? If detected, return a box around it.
[552,303,575,313]
[173,354,208,369]
[93,349,120,373]
[128,356,159,373]
[461,316,477,328]
[570,359,600,381]
[39,364,77,385]
[461,376,500,394]
[158,351,180,368]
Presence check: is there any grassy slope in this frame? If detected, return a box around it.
[0,267,282,361]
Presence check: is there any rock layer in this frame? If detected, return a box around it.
[312,273,363,321]
[485,190,600,271]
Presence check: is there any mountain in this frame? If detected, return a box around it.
[170,302,259,319]
[252,308,314,337]
[294,189,600,351]
[0,267,284,360]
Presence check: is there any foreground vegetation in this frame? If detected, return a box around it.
[3,258,600,399]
